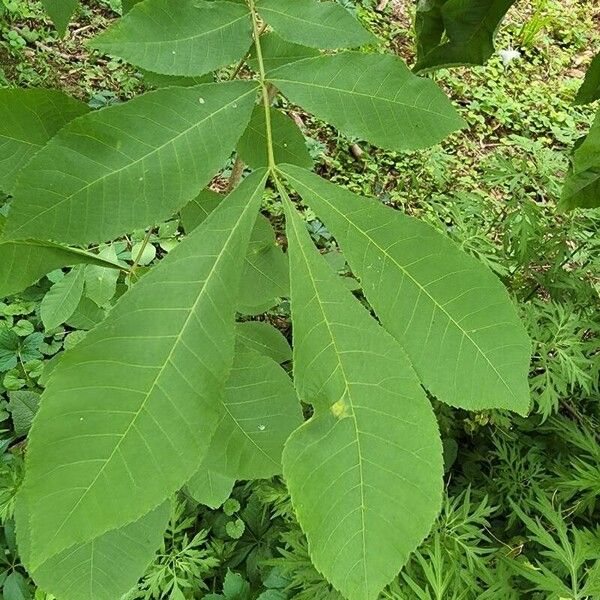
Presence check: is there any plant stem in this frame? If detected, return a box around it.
[247,0,276,173]
[129,227,153,278]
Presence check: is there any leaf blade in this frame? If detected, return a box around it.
[19,171,267,567]
[282,193,443,600]
[5,81,258,244]
[269,53,465,152]
[91,0,252,76]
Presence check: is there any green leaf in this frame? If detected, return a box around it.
[8,391,40,436]
[239,215,289,314]
[66,297,107,330]
[0,89,88,193]
[17,171,267,568]
[91,0,253,76]
[0,239,123,299]
[197,347,302,480]
[3,571,31,600]
[181,191,289,314]
[257,0,375,50]
[575,52,600,105]
[41,0,79,35]
[560,111,600,210]
[180,189,222,232]
[5,81,258,244]
[121,0,143,13]
[248,33,319,74]
[237,106,313,170]
[187,468,235,509]
[280,165,531,414]
[269,52,465,152]
[85,246,120,307]
[16,498,169,600]
[414,0,516,71]
[282,194,443,600]
[236,321,292,363]
[40,266,86,331]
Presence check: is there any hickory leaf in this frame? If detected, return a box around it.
[575,52,600,105]
[248,33,319,74]
[280,165,531,414]
[16,498,169,600]
[282,191,444,600]
[5,82,258,244]
[16,171,267,568]
[269,53,465,152]
[0,89,89,193]
[236,321,292,364]
[257,0,376,50]
[91,0,253,77]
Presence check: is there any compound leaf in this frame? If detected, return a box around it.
[16,498,169,600]
[91,0,252,76]
[257,0,376,50]
[5,81,258,244]
[282,194,443,600]
[197,347,302,480]
[0,239,122,299]
[280,165,531,414]
[0,89,89,193]
[17,171,267,568]
[269,52,465,152]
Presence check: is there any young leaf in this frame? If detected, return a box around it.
[0,239,122,299]
[414,0,516,71]
[0,89,89,193]
[41,0,79,35]
[90,0,253,76]
[196,347,302,480]
[248,33,319,74]
[5,81,258,244]
[236,321,292,364]
[575,52,600,105]
[187,469,235,509]
[257,0,376,50]
[237,106,313,170]
[17,171,267,568]
[269,52,465,152]
[40,266,86,331]
[280,165,531,414]
[282,194,444,600]
[16,499,169,600]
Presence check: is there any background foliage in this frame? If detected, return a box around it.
[0,0,599,599]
